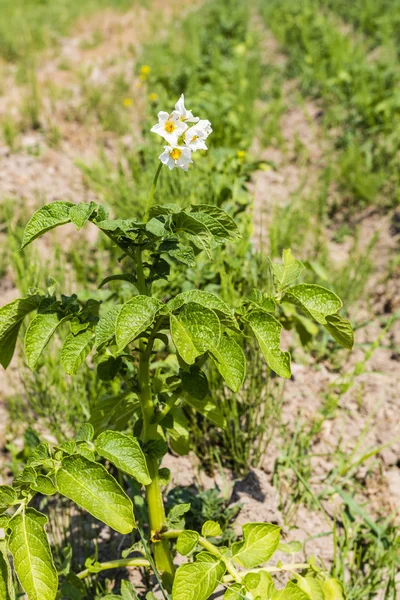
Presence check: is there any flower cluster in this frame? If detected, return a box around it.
[150,94,212,171]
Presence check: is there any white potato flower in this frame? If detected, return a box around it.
[184,119,213,151]
[150,110,188,144]
[158,145,193,171]
[175,94,199,123]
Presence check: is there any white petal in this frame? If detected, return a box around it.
[175,94,185,115]
[158,148,176,170]
[157,111,169,122]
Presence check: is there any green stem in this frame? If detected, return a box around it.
[144,162,163,222]
[162,530,242,584]
[77,558,149,580]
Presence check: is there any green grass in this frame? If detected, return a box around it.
[0,0,134,62]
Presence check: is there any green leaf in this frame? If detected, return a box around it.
[145,217,168,237]
[7,508,58,600]
[31,475,56,496]
[168,407,190,455]
[95,431,151,485]
[120,581,139,600]
[172,212,213,258]
[296,576,324,600]
[55,455,135,534]
[97,356,123,381]
[210,334,246,392]
[274,581,311,600]
[171,302,221,364]
[247,311,291,378]
[320,579,345,600]
[163,243,196,267]
[172,552,225,600]
[282,284,342,324]
[95,305,122,348]
[201,520,222,537]
[190,204,239,235]
[24,313,68,370]
[181,368,209,401]
[116,296,163,351]
[99,274,137,289]
[184,396,226,428]
[69,202,97,230]
[61,329,95,374]
[76,423,94,442]
[0,540,14,600]
[21,201,73,249]
[244,570,275,597]
[190,211,232,244]
[232,523,281,569]
[0,486,17,513]
[271,249,304,291]
[324,314,354,349]
[168,290,238,329]
[0,296,40,369]
[90,393,139,434]
[158,468,171,486]
[278,540,302,554]
[176,530,199,555]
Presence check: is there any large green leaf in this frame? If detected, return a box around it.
[56,455,135,534]
[24,313,68,370]
[190,204,239,235]
[271,249,304,291]
[223,584,248,600]
[247,311,291,378]
[320,579,345,600]
[95,305,122,348]
[232,523,281,569]
[172,212,213,258]
[61,330,95,374]
[0,296,40,369]
[21,202,73,249]
[95,431,151,485]
[324,314,354,349]
[116,296,163,351]
[168,290,238,330]
[210,334,246,392]
[7,508,58,600]
[172,552,225,600]
[0,540,14,600]
[282,284,342,324]
[171,302,221,364]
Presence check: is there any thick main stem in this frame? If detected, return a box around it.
[134,243,175,588]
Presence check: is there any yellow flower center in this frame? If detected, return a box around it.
[170,148,182,161]
[165,121,176,133]
[191,135,198,142]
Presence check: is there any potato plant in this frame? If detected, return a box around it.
[0,96,353,600]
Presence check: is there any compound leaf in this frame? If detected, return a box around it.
[95,431,151,485]
[282,284,342,324]
[0,486,17,513]
[95,305,122,348]
[274,581,311,600]
[7,508,58,600]
[56,455,135,534]
[21,202,73,249]
[232,523,281,569]
[295,576,324,600]
[172,212,213,258]
[201,521,222,538]
[247,311,291,378]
